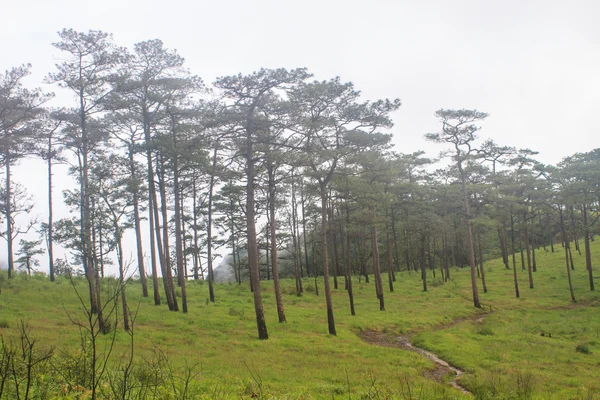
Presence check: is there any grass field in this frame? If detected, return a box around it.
[0,241,598,399]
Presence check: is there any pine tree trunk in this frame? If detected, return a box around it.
[386,226,394,292]
[531,211,537,272]
[320,188,336,335]
[158,156,178,311]
[301,182,311,277]
[47,134,55,282]
[371,208,384,311]
[559,206,576,302]
[129,147,148,298]
[4,159,13,279]
[344,199,355,316]
[459,160,481,308]
[524,212,534,289]
[147,181,161,306]
[474,231,485,293]
[172,123,187,314]
[269,176,286,322]
[510,211,520,298]
[420,237,427,292]
[206,148,218,303]
[245,113,268,340]
[582,202,594,291]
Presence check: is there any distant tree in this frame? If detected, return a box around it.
[35,111,65,282]
[426,109,488,309]
[47,28,124,331]
[215,68,310,339]
[558,150,599,291]
[15,239,45,275]
[0,64,53,278]
[290,78,399,334]
[0,182,38,266]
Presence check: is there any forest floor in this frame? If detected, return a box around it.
[0,242,599,399]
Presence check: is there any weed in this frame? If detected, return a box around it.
[228,307,245,317]
[576,343,591,354]
[477,326,493,336]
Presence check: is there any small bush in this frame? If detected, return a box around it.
[477,326,494,336]
[228,307,245,317]
[0,319,9,328]
[576,343,591,354]
[431,279,444,287]
[515,371,536,400]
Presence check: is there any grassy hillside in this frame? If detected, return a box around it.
[0,241,598,399]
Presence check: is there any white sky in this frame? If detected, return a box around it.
[1,0,599,273]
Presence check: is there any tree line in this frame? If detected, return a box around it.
[0,29,598,339]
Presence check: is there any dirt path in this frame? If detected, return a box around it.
[357,313,490,396]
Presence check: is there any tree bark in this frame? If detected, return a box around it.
[157,155,178,311]
[320,188,336,335]
[47,134,55,282]
[268,172,286,322]
[386,226,394,292]
[171,120,187,313]
[458,156,481,308]
[147,180,161,306]
[559,206,576,302]
[582,202,594,291]
[129,147,148,298]
[245,111,268,340]
[206,147,218,302]
[371,208,384,311]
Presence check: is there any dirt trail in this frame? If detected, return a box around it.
[397,335,470,394]
[358,313,489,396]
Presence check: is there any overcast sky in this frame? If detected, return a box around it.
[3,0,599,163]
[1,0,599,272]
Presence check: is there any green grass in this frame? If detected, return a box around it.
[0,242,598,399]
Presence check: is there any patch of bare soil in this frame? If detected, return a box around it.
[357,317,485,396]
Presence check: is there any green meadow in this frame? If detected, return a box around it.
[0,242,598,399]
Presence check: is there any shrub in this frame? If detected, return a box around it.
[576,343,591,354]
[431,279,444,287]
[0,319,8,328]
[477,326,494,336]
[228,307,245,317]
